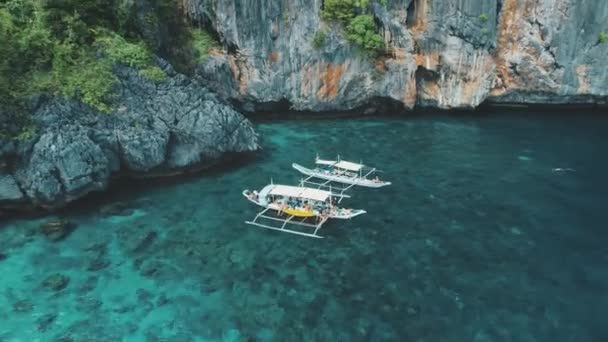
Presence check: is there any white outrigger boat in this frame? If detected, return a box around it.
[243,184,366,238]
[292,155,391,201]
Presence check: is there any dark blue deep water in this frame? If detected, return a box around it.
[1,113,607,341]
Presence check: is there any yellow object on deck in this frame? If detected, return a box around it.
[283,207,315,217]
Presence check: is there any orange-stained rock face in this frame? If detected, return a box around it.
[375,59,387,74]
[227,55,253,96]
[316,64,345,99]
[269,51,280,64]
[491,0,574,100]
[391,47,409,64]
[414,52,440,71]
[198,0,608,110]
[492,0,522,96]
[419,78,440,101]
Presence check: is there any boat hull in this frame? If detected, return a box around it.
[242,189,365,219]
[292,163,391,188]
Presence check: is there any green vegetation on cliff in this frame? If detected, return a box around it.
[319,0,386,56]
[312,30,327,49]
[346,15,384,53]
[191,28,221,63]
[0,0,219,138]
[1,0,158,115]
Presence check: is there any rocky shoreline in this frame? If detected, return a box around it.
[1,73,605,214]
[0,62,258,213]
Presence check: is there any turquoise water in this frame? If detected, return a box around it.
[1,113,608,341]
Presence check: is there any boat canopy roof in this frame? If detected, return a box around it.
[334,160,363,171]
[268,184,330,202]
[315,159,336,166]
[315,159,364,171]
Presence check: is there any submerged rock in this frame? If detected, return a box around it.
[132,231,158,254]
[42,273,70,291]
[36,313,57,332]
[0,252,7,261]
[41,219,75,242]
[55,334,74,342]
[82,242,107,253]
[86,257,110,272]
[156,293,170,306]
[75,296,103,312]
[99,201,134,217]
[12,299,34,313]
[78,276,99,294]
[141,263,160,278]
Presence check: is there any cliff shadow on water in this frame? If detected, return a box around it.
[244,99,608,122]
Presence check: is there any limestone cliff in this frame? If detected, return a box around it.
[183,0,608,111]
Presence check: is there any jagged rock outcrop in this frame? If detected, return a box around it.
[0,63,258,211]
[182,0,608,111]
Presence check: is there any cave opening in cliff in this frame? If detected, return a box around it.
[406,0,417,29]
[415,65,439,83]
[405,0,420,29]
[414,65,440,107]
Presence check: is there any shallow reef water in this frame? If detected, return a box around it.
[1,112,608,341]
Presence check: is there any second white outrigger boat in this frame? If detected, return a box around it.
[292,155,391,201]
[243,184,366,238]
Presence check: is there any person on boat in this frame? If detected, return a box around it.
[318,209,329,223]
[373,176,380,183]
[278,201,287,216]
